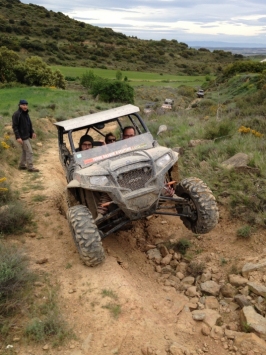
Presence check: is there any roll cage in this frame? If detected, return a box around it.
[54,104,149,154]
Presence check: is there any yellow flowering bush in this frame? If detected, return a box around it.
[238,126,263,138]
[0,177,8,192]
[1,141,10,149]
[0,134,12,150]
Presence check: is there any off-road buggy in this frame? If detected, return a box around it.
[161,98,174,110]
[54,105,219,267]
[197,89,205,98]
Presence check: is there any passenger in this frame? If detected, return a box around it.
[105,132,117,144]
[122,126,136,139]
[79,135,94,151]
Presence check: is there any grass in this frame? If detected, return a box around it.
[0,243,72,347]
[101,289,121,318]
[176,238,191,255]
[0,203,32,235]
[0,175,32,235]
[51,66,210,88]
[32,195,47,202]
[65,263,72,269]
[236,225,253,238]
[156,110,266,227]
[29,184,44,191]
[0,86,116,139]
[0,242,33,303]
[101,288,118,300]
[0,241,71,350]
[24,281,73,346]
[102,303,121,319]
[242,322,251,333]
[220,258,228,265]
[0,172,34,235]
[25,300,71,345]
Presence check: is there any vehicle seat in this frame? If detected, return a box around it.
[93,141,104,146]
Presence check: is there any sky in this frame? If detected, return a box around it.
[21,0,266,46]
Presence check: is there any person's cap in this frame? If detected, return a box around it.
[19,99,28,105]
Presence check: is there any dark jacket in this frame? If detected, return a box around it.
[12,108,34,140]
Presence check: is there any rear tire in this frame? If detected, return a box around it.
[67,205,105,267]
[175,177,219,234]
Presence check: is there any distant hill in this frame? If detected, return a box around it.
[0,0,246,75]
[187,41,266,49]
[188,41,266,57]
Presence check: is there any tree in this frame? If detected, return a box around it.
[52,69,66,89]
[14,56,65,88]
[0,46,19,82]
[115,70,123,81]
[23,56,54,86]
[81,70,95,89]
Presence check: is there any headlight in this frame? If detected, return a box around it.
[89,176,109,186]
[156,154,171,168]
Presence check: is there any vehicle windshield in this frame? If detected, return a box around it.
[74,132,154,168]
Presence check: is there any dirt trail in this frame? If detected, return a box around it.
[11,127,264,355]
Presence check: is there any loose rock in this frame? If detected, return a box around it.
[240,306,266,340]
[200,280,221,296]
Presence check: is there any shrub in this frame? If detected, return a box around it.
[14,56,65,88]
[91,78,134,103]
[177,85,195,98]
[65,76,76,81]
[223,61,266,78]
[0,242,34,320]
[81,70,95,89]
[0,177,13,204]
[0,46,19,83]
[203,119,234,140]
[25,314,69,343]
[236,225,252,238]
[188,260,205,277]
[0,203,32,234]
[0,240,71,345]
[116,70,123,81]
[176,238,191,255]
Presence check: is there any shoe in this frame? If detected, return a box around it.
[18,166,27,170]
[28,168,39,172]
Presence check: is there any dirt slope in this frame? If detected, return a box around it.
[10,128,264,355]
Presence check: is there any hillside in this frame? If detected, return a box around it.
[0,0,244,75]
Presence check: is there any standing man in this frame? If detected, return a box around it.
[12,99,39,172]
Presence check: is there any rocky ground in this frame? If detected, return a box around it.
[3,119,266,355]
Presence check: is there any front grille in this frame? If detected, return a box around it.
[117,167,152,191]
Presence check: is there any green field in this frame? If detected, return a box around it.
[51,66,210,88]
[0,87,81,112]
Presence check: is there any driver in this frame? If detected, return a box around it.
[78,135,94,151]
